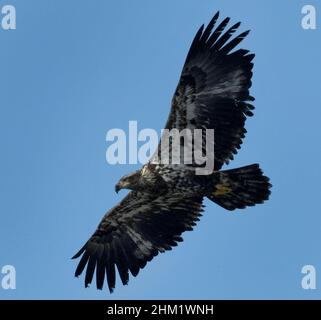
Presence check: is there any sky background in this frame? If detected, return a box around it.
[0,0,320,299]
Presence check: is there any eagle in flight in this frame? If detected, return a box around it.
[73,12,271,293]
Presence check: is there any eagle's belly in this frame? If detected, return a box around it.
[156,164,207,194]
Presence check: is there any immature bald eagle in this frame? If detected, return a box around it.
[73,12,271,293]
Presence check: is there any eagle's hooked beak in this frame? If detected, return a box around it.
[115,183,121,194]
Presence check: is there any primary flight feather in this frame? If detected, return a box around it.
[73,12,271,293]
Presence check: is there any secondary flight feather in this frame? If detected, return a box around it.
[73,12,271,293]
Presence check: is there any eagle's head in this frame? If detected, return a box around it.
[115,170,141,193]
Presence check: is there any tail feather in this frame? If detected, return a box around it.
[207,164,271,210]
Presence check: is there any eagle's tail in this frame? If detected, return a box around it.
[206,164,271,210]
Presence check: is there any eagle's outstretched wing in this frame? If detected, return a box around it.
[73,191,203,292]
[158,12,255,170]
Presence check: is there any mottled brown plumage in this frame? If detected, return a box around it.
[73,12,271,293]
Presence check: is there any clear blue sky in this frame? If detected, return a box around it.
[0,0,320,299]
